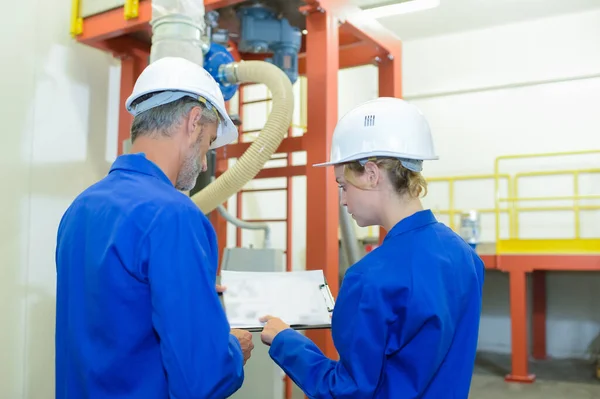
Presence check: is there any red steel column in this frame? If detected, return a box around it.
[506,265,536,383]
[305,8,340,359]
[532,270,547,360]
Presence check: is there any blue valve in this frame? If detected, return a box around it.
[203,42,239,101]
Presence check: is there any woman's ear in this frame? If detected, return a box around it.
[363,162,380,188]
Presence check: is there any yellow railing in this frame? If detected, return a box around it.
[70,0,83,37]
[494,150,600,254]
[427,173,511,232]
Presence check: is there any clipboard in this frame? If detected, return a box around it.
[238,281,335,332]
[220,270,335,332]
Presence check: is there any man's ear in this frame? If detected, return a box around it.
[186,106,203,139]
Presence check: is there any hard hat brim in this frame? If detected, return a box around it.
[313,151,439,167]
[210,118,238,149]
[125,89,239,150]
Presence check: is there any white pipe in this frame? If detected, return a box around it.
[404,72,600,101]
[150,0,206,64]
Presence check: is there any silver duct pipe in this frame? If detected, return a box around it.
[216,205,272,248]
[150,0,207,64]
[339,202,362,266]
[210,175,272,249]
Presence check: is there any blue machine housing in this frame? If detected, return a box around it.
[237,5,302,84]
[203,42,239,101]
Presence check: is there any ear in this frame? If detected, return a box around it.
[185,106,203,141]
[363,162,381,188]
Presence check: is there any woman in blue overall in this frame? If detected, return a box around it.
[259,97,485,398]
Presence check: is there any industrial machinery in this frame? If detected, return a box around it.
[459,210,481,249]
[70,0,402,397]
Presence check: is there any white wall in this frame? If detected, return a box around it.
[0,0,116,397]
[403,9,600,358]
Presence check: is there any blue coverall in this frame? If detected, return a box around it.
[55,153,244,399]
[269,209,485,398]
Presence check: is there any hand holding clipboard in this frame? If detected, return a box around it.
[220,270,335,333]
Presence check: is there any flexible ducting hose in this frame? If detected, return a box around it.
[191,60,294,214]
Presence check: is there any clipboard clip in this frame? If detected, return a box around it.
[319,283,336,312]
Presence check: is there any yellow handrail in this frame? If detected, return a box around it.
[494,150,600,248]
[70,0,83,37]
[509,168,600,240]
[427,174,511,231]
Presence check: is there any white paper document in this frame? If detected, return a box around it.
[220,270,334,330]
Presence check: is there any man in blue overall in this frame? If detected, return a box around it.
[55,57,253,399]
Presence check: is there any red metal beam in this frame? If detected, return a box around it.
[77,0,152,45]
[480,255,498,269]
[304,0,402,62]
[304,7,340,360]
[212,154,230,270]
[298,41,383,74]
[77,0,247,46]
[204,0,248,10]
[498,255,600,272]
[217,136,305,159]
[253,166,307,179]
[103,36,150,59]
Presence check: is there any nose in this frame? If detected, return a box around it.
[339,190,347,207]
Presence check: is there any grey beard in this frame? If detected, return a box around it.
[176,159,200,191]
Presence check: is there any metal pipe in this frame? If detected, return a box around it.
[339,201,362,266]
[216,204,271,248]
[405,72,600,101]
[150,0,206,65]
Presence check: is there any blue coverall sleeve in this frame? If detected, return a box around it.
[268,274,393,399]
[145,206,244,399]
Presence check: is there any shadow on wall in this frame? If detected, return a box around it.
[479,270,600,360]
[7,0,117,396]
[24,290,57,398]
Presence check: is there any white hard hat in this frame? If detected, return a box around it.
[313,97,438,171]
[125,56,238,150]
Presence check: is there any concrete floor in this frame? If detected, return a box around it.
[289,352,600,398]
[468,352,600,398]
[291,375,600,398]
[469,374,600,398]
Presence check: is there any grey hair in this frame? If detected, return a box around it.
[130,93,219,142]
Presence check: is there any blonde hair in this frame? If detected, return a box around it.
[344,158,428,198]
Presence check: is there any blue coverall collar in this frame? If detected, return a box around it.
[384,209,438,241]
[109,153,173,186]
